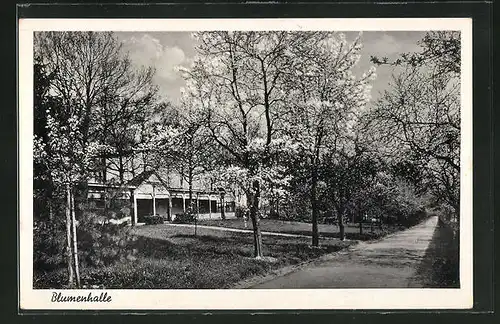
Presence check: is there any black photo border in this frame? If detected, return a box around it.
[3,0,495,322]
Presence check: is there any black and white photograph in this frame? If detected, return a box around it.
[19,18,472,310]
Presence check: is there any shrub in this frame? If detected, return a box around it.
[34,269,67,289]
[235,206,247,219]
[144,215,164,225]
[173,211,197,224]
[33,220,66,272]
[77,222,138,267]
[401,208,428,227]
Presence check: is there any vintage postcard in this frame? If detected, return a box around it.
[19,18,472,310]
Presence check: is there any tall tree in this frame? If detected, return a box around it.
[180,31,298,257]
[283,32,375,244]
[34,31,159,184]
[33,31,162,286]
[173,95,218,209]
[368,31,460,219]
[34,59,61,222]
[33,93,97,287]
[322,140,379,239]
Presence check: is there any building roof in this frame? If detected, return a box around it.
[128,169,230,196]
[127,169,156,187]
[87,182,136,190]
[128,169,177,191]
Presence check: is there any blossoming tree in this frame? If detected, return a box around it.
[283,32,376,243]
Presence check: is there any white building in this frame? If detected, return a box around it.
[87,170,238,225]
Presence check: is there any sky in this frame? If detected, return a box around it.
[115,31,426,104]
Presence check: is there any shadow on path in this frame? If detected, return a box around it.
[409,218,459,288]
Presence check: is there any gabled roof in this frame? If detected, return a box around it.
[127,169,170,189]
[127,170,155,187]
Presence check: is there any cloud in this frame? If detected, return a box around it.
[356,32,424,101]
[378,34,403,54]
[362,32,423,59]
[156,46,186,81]
[122,35,159,62]
[120,34,188,98]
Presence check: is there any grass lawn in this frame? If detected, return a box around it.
[198,218,407,241]
[34,223,354,289]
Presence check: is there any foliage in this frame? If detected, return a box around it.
[234,206,247,219]
[321,144,379,224]
[144,215,165,225]
[370,31,460,76]
[34,31,162,183]
[33,31,169,287]
[367,31,460,219]
[352,170,429,227]
[172,208,197,224]
[179,31,311,256]
[34,217,138,272]
[76,223,138,267]
[33,220,67,271]
[279,32,376,243]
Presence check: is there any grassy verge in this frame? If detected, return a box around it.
[34,224,354,289]
[198,218,407,241]
[409,215,459,288]
[436,216,460,287]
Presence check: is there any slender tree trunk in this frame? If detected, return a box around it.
[118,155,124,184]
[65,183,74,287]
[311,168,319,247]
[220,193,226,220]
[101,157,107,183]
[338,210,345,241]
[129,190,135,225]
[249,181,263,258]
[188,167,193,209]
[70,187,81,288]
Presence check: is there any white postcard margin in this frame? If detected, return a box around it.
[18,18,473,310]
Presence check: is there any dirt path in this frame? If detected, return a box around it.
[249,216,445,288]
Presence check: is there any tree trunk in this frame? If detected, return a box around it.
[65,184,74,287]
[249,181,263,258]
[70,187,81,288]
[311,168,319,247]
[338,211,345,241]
[188,168,193,210]
[118,155,124,184]
[221,194,226,220]
[101,157,107,183]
